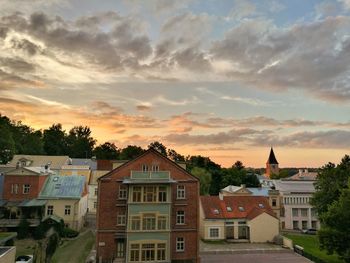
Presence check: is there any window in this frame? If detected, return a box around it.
[209,228,219,238]
[23,184,30,194]
[130,244,140,262]
[301,208,308,217]
[142,164,149,172]
[302,220,308,230]
[131,216,141,230]
[116,239,125,258]
[143,186,157,202]
[177,185,185,199]
[94,187,98,196]
[157,243,166,261]
[47,205,54,215]
[119,186,127,200]
[152,165,159,172]
[117,214,126,226]
[238,206,245,212]
[64,205,71,215]
[158,216,167,230]
[11,184,18,194]
[142,244,155,261]
[272,199,277,207]
[292,208,299,217]
[143,214,156,230]
[132,186,142,202]
[258,203,264,208]
[176,237,185,252]
[176,211,185,225]
[212,209,219,215]
[158,186,167,202]
[312,221,317,229]
[93,202,97,209]
[226,206,232,212]
[293,220,299,230]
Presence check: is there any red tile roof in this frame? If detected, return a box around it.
[200,195,276,220]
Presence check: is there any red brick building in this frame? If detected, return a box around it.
[96,148,199,263]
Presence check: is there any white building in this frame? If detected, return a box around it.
[274,180,319,230]
[87,170,109,214]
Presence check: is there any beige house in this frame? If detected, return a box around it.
[87,170,109,214]
[200,195,279,243]
[59,165,92,184]
[38,175,88,231]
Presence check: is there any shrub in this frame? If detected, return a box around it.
[17,219,30,239]
[61,227,79,238]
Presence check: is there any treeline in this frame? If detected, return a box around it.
[0,114,259,194]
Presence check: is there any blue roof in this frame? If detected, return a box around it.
[39,175,85,199]
[247,187,270,197]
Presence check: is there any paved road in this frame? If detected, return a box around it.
[200,252,311,263]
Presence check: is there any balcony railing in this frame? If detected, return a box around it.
[0,218,41,227]
[130,171,170,180]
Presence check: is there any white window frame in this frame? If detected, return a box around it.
[23,184,30,194]
[176,237,185,252]
[117,214,126,226]
[176,185,186,199]
[152,164,159,171]
[47,205,54,215]
[64,205,71,215]
[209,227,220,239]
[94,187,98,196]
[11,184,18,194]
[176,211,185,225]
[119,185,127,200]
[142,164,149,172]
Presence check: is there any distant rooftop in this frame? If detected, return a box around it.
[7,155,70,170]
[274,180,315,193]
[39,175,85,199]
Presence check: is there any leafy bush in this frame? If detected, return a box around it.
[61,227,79,238]
[17,219,30,239]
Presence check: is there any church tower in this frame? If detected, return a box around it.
[266,147,279,177]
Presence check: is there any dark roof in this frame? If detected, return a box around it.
[267,147,278,164]
[200,195,276,220]
[97,160,114,170]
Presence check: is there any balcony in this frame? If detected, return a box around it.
[123,171,176,184]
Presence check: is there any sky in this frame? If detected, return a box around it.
[0,0,350,168]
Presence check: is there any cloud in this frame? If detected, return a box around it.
[136,105,152,111]
[227,0,257,20]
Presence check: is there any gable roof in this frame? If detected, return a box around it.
[8,155,69,170]
[39,175,85,199]
[99,148,198,182]
[267,148,278,164]
[4,166,54,176]
[287,170,317,181]
[200,195,276,220]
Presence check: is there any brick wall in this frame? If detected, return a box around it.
[3,175,47,200]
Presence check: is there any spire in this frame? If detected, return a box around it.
[267,147,278,164]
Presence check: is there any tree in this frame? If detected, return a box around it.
[93,142,120,160]
[318,184,350,262]
[233,160,244,170]
[270,169,289,179]
[43,124,68,155]
[66,126,96,158]
[167,148,185,162]
[191,167,212,195]
[119,145,145,160]
[148,141,167,156]
[243,172,260,187]
[221,167,244,187]
[0,124,15,164]
[311,156,350,215]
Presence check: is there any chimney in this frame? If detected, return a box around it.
[299,169,303,176]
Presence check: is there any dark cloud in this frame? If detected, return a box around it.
[0,57,35,72]
[10,38,41,56]
[136,105,152,111]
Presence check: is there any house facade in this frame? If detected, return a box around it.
[274,180,319,230]
[200,195,279,243]
[38,175,88,230]
[88,170,109,214]
[96,149,199,263]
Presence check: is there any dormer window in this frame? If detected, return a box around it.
[151,165,159,171]
[239,206,245,212]
[226,206,232,212]
[258,203,264,208]
[213,209,219,215]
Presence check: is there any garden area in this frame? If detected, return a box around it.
[284,233,344,263]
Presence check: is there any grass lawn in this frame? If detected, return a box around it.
[284,233,344,263]
[51,230,95,263]
[14,239,38,257]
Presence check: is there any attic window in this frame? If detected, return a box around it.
[53,177,59,182]
[238,206,245,212]
[258,203,264,208]
[226,206,232,212]
[213,209,219,215]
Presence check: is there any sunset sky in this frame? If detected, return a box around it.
[0,0,350,168]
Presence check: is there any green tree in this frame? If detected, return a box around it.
[270,169,289,179]
[221,167,245,187]
[93,142,120,160]
[318,184,350,262]
[167,148,185,162]
[0,124,15,164]
[148,141,167,156]
[66,126,96,158]
[243,171,260,187]
[119,145,145,160]
[191,167,212,195]
[43,124,68,155]
[233,160,244,170]
[311,156,350,215]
